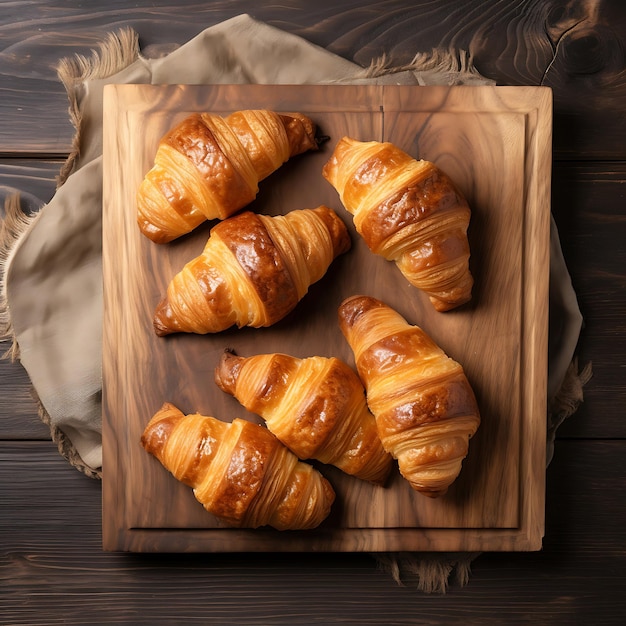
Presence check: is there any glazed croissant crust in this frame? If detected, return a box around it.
[141,402,335,530]
[153,206,351,335]
[215,351,393,485]
[137,109,318,243]
[322,137,473,312]
[338,295,480,497]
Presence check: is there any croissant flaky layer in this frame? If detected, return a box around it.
[322,137,473,312]
[215,351,393,485]
[141,403,335,530]
[137,110,318,243]
[338,295,480,497]
[153,206,351,335]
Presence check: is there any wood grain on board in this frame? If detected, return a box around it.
[102,83,551,552]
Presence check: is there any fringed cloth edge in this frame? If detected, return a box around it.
[375,551,482,594]
[0,195,101,480]
[0,194,37,359]
[361,47,488,82]
[0,29,140,479]
[56,27,141,185]
[2,27,140,347]
[548,357,593,453]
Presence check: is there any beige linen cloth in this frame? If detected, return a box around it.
[0,14,590,591]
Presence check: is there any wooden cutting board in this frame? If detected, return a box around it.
[102,84,551,552]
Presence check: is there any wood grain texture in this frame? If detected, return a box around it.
[0,161,60,439]
[101,83,551,552]
[0,1,622,158]
[0,160,60,209]
[2,441,625,625]
[0,359,48,440]
[551,163,626,439]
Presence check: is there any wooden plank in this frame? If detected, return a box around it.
[0,1,623,158]
[1,440,624,624]
[0,161,61,439]
[0,359,48,440]
[0,159,61,209]
[551,164,626,439]
[102,83,550,552]
[0,77,73,155]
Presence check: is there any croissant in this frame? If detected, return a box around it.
[137,109,318,243]
[338,295,480,497]
[215,351,393,485]
[153,206,351,335]
[322,137,473,312]
[141,402,335,530]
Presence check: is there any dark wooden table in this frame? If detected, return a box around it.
[1,2,624,623]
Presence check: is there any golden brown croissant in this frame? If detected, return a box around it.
[153,206,351,335]
[214,350,393,485]
[338,295,480,497]
[137,110,319,243]
[141,402,335,530]
[322,137,473,312]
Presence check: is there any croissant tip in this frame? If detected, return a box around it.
[153,299,176,336]
[311,205,351,258]
[315,133,331,147]
[214,351,243,394]
[338,294,382,330]
[429,292,472,312]
[218,349,243,365]
[420,488,448,498]
[153,320,172,337]
[137,217,178,245]
[339,294,367,308]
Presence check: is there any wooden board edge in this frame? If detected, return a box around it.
[104,527,544,554]
[100,84,552,552]
[519,86,553,550]
[101,83,127,552]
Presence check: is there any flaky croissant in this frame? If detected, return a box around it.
[153,206,351,335]
[215,351,393,485]
[137,110,318,243]
[338,295,480,497]
[322,137,473,311]
[141,402,335,530]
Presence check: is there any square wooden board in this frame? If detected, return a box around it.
[102,84,552,552]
